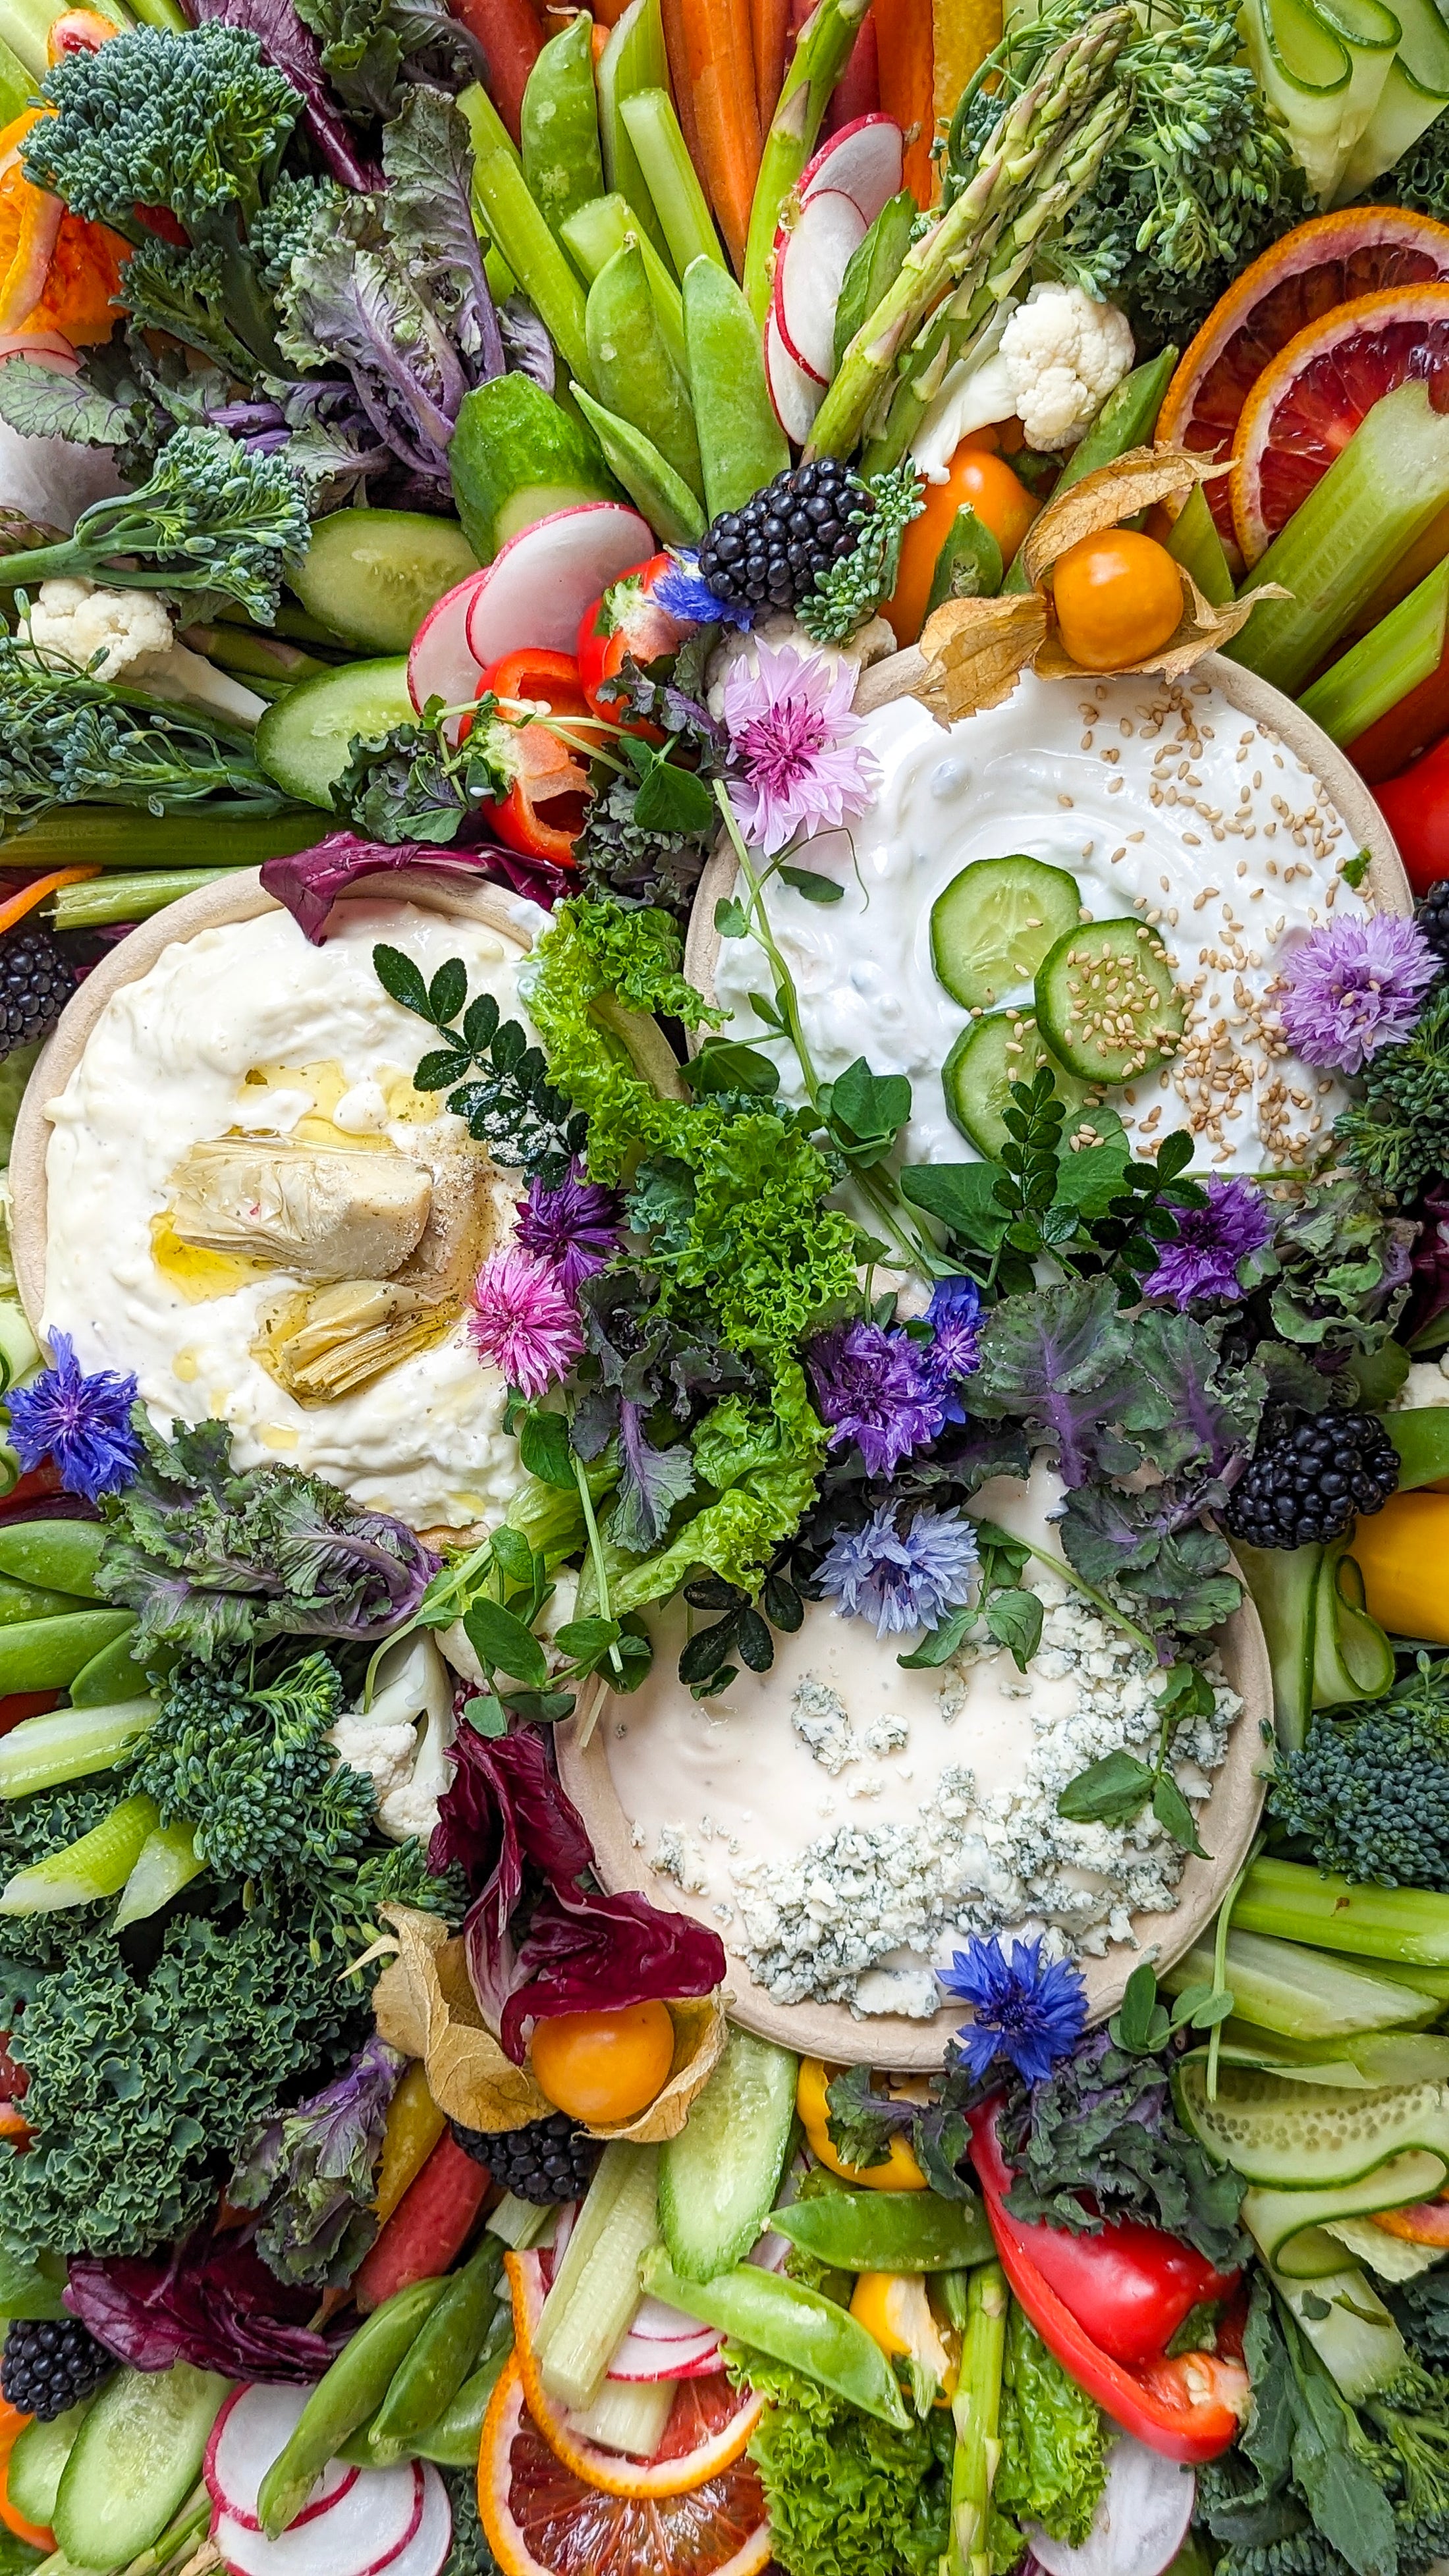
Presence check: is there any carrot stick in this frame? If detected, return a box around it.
[752,0,792,124]
[0,866,98,937]
[447,0,544,143]
[873,0,933,204]
[659,0,706,171]
[678,0,761,273]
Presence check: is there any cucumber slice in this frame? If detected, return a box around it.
[1034,917,1186,1083]
[256,659,414,809]
[1272,2261,1408,2401]
[659,2028,796,2282]
[288,511,478,655]
[929,855,1081,1011]
[7,2401,93,2525]
[1244,2152,1449,2270]
[1174,2054,1449,2187]
[940,1008,1095,1157]
[53,2362,227,2568]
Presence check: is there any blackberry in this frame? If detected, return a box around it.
[0,923,72,1059]
[696,458,867,615]
[1224,1407,1400,1550]
[450,2112,601,2203]
[1417,877,1449,968]
[2,2315,111,2419]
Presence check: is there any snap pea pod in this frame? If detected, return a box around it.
[0,1698,158,1796]
[0,1576,96,1628]
[682,257,788,520]
[561,195,686,378]
[925,505,1004,613]
[521,13,605,242]
[68,1626,150,1710]
[833,188,917,375]
[640,2251,909,2428]
[0,1521,105,1600]
[586,242,703,501]
[369,2239,504,2457]
[0,1792,159,1913]
[257,2276,447,2537]
[1003,346,1180,591]
[413,2348,510,2465]
[0,1609,134,1693]
[572,383,706,547]
[769,2189,993,2274]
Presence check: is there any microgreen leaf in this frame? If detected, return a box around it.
[463,1599,549,1689]
[1056,1749,1155,1828]
[780,865,845,903]
[372,941,433,1020]
[1153,1770,1209,1860]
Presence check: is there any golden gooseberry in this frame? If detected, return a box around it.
[885,441,1040,645]
[1051,529,1184,672]
[530,2000,676,2125]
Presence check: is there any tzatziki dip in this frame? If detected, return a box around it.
[41,898,537,1534]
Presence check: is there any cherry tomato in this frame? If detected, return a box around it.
[886,441,1039,645]
[576,553,690,734]
[478,646,593,869]
[1051,529,1184,673]
[530,2000,676,2124]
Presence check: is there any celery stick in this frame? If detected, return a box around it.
[1236,1858,1449,1965]
[946,2261,1006,2576]
[0,1699,158,1798]
[1162,1931,1439,2039]
[565,2374,673,2457]
[619,91,725,280]
[536,2144,661,2412]
[1352,1956,1449,2001]
[2,809,321,869]
[50,870,244,933]
[562,196,686,378]
[459,82,592,393]
[1166,483,1236,607]
[0,1793,159,1914]
[1228,380,1449,696]
[532,2145,632,2343]
[596,0,673,268]
[486,2193,557,2252]
[1299,556,1449,744]
[744,0,873,324]
[113,1821,204,1930]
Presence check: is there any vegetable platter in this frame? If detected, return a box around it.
[5,0,1449,2575]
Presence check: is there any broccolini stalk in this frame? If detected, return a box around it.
[0,430,310,624]
[807,5,1133,460]
[948,2261,1008,2576]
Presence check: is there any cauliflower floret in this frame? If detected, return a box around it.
[329,1630,456,1846]
[327,1709,419,1805]
[1000,286,1134,452]
[24,576,267,723]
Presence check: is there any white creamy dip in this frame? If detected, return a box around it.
[713,670,1372,1174]
[605,1464,1238,2018]
[43,898,537,1533]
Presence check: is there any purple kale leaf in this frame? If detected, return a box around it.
[191,0,381,188]
[970,1278,1142,1489]
[1058,1485,1242,1635]
[228,2032,403,2286]
[381,84,502,382]
[1114,1311,1266,1495]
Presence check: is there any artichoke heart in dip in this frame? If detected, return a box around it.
[40,898,537,1534]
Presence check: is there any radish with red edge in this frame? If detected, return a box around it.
[206,2388,357,2535]
[213,2461,423,2576]
[404,568,488,719]
[1026,2436,1196,2576]
[607,2328,723,2382]
[765,313,824,444]
[798,112,904,223]
[377,2464,451,2576]
[774,188,867,384]
[406,502,650,719]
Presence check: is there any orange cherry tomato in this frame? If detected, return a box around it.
[530,2000,676,2125]
[886,439,1040,645]
[478,646,593,869]
[1051,530,1184,674]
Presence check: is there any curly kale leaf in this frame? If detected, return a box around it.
[576,652,725,917]
[1338,981,1449,1200]
[333,696,514,844]
[1377,105,1449,225]
[130,1647,374,1880]
[1251,1170,1416,1358]
[1386,2270,1449,2368]
[969,1277,1143,1489]
[0,1784,121,1979]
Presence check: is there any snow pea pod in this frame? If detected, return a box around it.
[68,1626,148,1711]
[257,2276,447,2538]
[586,242,703,503]
[0,1521,105,1601]
[369,2239,503,2455]
[0,1576,96,1628]
[0,1610,134,1695]
[640,2251,909,2428]
[521,13,605,242]
[770,2190,994,2275]
[682,256,788,519]
[413,2348,510,2465]
[572,385,705,547]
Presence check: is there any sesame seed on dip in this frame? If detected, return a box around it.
[711,669,1375,1175]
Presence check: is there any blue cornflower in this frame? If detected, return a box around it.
[8,1332,141,1504]
[939,1934,1087,2085]
[817,1501,979,1637]
[653,552,756,630]
[924,1275,983,1420]
[807,1319,946,1478]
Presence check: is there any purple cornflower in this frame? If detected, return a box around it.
[924,1275,983,1420]
[939,1934,1088,2085]
[807,1319,946,1479]
[653,552,754,630]
[514,1165,621,1298]
[721,642,881,856]
[7,1332,140,1506]
[1278,914,1438,1074]
[468,1247,583,1399]
[1140,1174,1274,1307]
[817,1500,979,1637]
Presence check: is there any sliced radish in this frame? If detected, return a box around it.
[406,568,489,718]
[212,2461,422,2576]
[410,503,650,719]
[746,2228,791,2273]
[798,113,904,225]
[607,2325,723,2382]
[376,2465,451,2576]
[1026,2438,1195,2576]
[0,329,80,373]
[765,314,824,445]
[206,2388,356,2534]
[775,188,867,385]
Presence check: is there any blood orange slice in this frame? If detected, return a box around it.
[479,2357,772,2576]
[1158,210,1449,567]
[504,2252,763,2499]
[1230,281,1449,565]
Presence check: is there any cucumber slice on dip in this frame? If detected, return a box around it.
[929,855,1081,1011]
[941,1008,1096,1159]
[1034,917,1186,1083]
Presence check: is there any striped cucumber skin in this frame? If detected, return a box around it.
[1175,2054,1449,2188]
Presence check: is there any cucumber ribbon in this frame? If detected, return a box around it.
[1240,0,1449,202]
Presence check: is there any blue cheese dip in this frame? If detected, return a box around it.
[713,668,1373,1173]
[41,897,540,1534]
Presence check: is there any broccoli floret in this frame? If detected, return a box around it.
[23,24,299,238]
[1387,2272,1449,2368]
[0,428,310,624]
[131,1646,374,1883]
[249,171,347,294]
[1338,980,1449,1201]
[1269,1658,1449,1887]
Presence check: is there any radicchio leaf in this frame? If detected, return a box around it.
[1406,1184,1449,1352]
[260,833,568,944]
[66,2228,349,2380]
[190,0,381,189]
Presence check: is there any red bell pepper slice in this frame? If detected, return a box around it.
[479,647,593,870]
[969,2100,1238,2368]
[576,553,690,731]
[1373,732,1449,895]
[968,2105,1246,2463]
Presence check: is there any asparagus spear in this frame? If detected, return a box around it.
[807,5,1133,462]
[947,2261,1008,2576]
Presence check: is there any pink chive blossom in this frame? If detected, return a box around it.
[468,1246,584,1398]
[721,641,881,856]
[1278,914,1438,1074]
